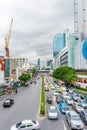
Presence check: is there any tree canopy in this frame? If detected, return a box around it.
[19,73,31,85]
[52,66,78,83]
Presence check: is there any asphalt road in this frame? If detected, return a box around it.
[0,77,87,130]
[0,79,41,130]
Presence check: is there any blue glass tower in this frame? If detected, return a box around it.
[53,33,66,57]
[37,58,40,70]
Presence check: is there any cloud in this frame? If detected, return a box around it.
[0,0,75,65]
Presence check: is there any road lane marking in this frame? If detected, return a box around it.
[62,120,67,130]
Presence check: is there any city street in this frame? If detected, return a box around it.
[0,79,41,130]
[0,78,87,130]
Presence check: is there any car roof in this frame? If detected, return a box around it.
[81,110,87,114]
[68,110,78,115]
[22,120,33,124]
[61,102,67,105]
[50,105,57,109]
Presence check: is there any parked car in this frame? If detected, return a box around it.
[59,102,71,114]
[72,102,84,113]
[47,95,52,104]
[48,105,58,120]
[66,111,84,130]
[80,110,87,125]
[11,119,40,130]
[3,99,14,107]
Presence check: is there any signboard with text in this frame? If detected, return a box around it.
[0,56,5,85]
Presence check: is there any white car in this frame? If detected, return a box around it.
[73,102,84,113]
[52,90,59,96]
[66,111,84,130]
[11,119,40,130]
[66,97,74,105]
[78,99,87,109]
[48,105,58,120]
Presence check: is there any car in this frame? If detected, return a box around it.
[66,111,84,130]
[59,102,71,114]
[11,119,40,130]
[55,88,62,93]
[51,86,55,90]
[78,99,87,109]
[3,99,14,107]
[80,110,87,125]
[48,105,58,120]
[72,94,80,101]
[84,95,87,101]
[56,95,63,103]
[52,90,59,96]
[72,102,84,113]
[47,95,52,104]
[44,86,49,91]
[66,97,74,105]
[62,93,69,100]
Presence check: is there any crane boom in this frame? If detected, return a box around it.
[5,19,13,59]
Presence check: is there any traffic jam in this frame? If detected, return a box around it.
[44,77,87,130]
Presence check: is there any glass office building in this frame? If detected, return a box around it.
[53,33,66,57]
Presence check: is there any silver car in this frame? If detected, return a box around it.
[66,111,84,130]
[11,119,40,130]
[48,105,58,120]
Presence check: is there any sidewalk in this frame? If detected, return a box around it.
[0,90,15,101]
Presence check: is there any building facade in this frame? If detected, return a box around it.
[37,58,40,70]
[53,33,66,57]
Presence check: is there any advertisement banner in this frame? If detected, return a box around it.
[4,59,10,77]
[0,56,5,85]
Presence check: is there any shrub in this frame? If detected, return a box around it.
[40,76,45,115]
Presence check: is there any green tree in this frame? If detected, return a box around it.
[52,66,78,85]
[31,67,37,76]
[19,73,31,85]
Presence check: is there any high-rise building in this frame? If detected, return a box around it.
[47,60,53,67]
[53,33,66,57]
[37,58,40,70]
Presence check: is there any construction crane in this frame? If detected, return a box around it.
[5,19,13,59]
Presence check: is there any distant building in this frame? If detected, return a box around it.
[37,58,40,70]
[9,58,28,81]
[53,33,66,57]
[47,59,53,66]
[53,33,67,69]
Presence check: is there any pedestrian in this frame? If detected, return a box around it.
[15,89,17,94]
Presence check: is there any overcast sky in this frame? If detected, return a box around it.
[0,0,74,65]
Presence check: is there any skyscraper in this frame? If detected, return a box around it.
[37,58,40,70]
[53,33,66,57]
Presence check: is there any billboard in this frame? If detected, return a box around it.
[0,56,5,85]
[4,59,10,77]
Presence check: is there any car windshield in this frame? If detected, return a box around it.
[49,109,57,113]
[71,115,80,120]
[82,101,87,104]
[16,122,22,128]
[67,98,73,101]
[32,120,36,124]
[77,104,82,108]
[63,106,70,110]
